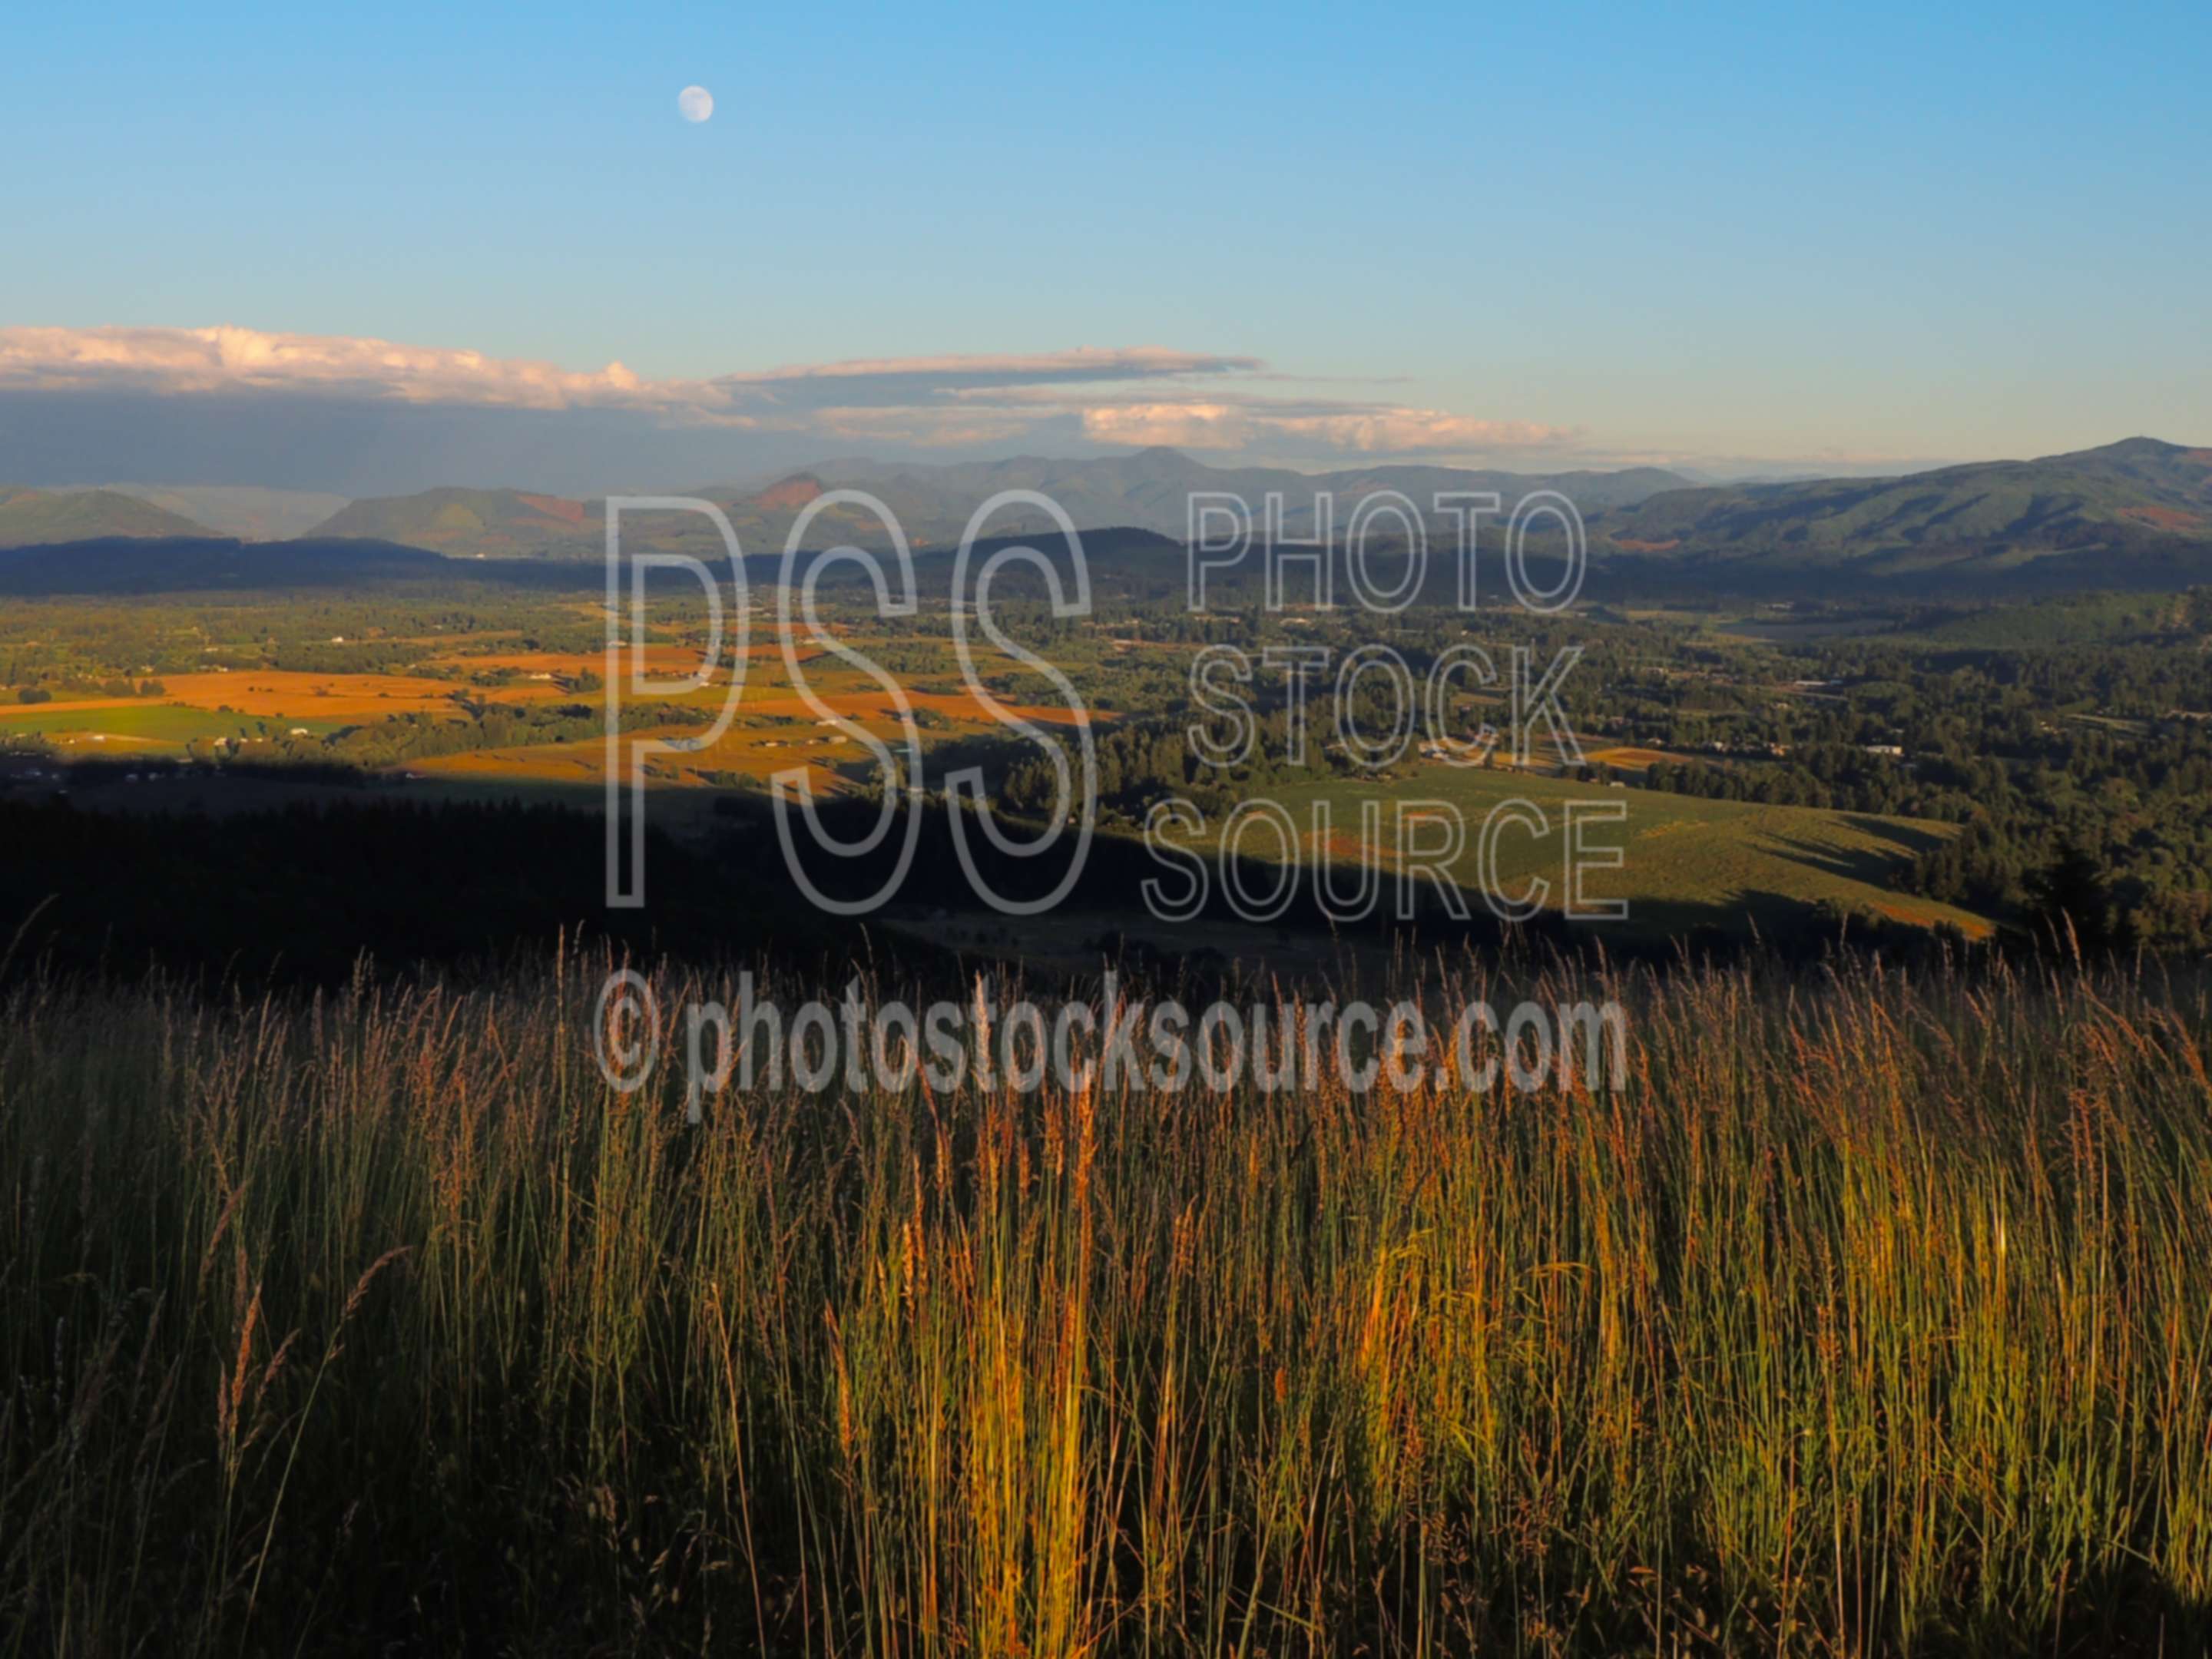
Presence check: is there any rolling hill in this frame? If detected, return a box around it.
[0,486,210,548]
[1158,762,1989,944]
[1592,437,2212,582]
[306,487,605,557]
[83,484,351,541]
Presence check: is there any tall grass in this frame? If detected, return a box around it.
[1,948,2208,1654]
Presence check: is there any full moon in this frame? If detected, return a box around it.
[677,84,714,124]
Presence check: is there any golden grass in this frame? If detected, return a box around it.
[1,950,2207,1652]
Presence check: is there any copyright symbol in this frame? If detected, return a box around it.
[593,969,660,1094]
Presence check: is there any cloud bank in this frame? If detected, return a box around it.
[0,324,693,410]
[0,324,1581,494]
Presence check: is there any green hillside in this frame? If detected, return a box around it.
[1181,764,1988,942]
[0,486,209,548]
[307,488,604,557]
[1594,438,2212,578]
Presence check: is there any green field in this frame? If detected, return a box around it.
[1186,762,1987,939]
[0,703,349,745]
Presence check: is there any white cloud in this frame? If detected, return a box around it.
[727,346,1262,388]
[1078,402,1254,449]
[1263,410,1569,454]
[0,324,704,412]
[0,323,1576,467]
[792,405,1043,449]
[1077,399,1571,455]
[0,327,1258,416]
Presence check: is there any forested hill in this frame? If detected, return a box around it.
[1591,437,2212,581]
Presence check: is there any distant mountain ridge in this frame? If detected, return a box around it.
[0,485,210,548]
[303,449,1700,559]
[305,439,2212,591]
[1591,437,2212,578]
[16,439,2212,600]
[796,447,1696,536]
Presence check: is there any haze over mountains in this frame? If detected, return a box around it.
[307,448,1699,560]
[78,483,350,541]
[7,439,2210,596]
[0,483,346,545]
[0,485,207,547]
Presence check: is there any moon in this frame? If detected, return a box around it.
[677,84,714,124]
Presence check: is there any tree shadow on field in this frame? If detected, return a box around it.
[1841,812,1951,859]
[1629,886,1977,963]
[1761,830,1906,889]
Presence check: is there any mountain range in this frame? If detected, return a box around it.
[303,449,1700,561]
[8,439,2210,595]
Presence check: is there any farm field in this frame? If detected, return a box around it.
[0,633,1991,942]
[0,584,2099,952]
[0,629,1086,770]
[1,668,575,720]
[0,702,306,747]
[1581,742,1676,770]
[0,668,575,752]
[413,670,1098,793]
[1165,760,1990,939]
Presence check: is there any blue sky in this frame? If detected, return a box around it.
[5,0,2209,488]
